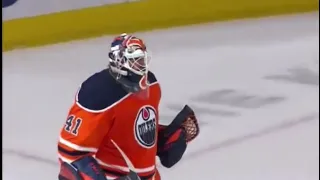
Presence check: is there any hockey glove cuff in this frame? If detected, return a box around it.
[59,156,107,180]
[157,127,187,168]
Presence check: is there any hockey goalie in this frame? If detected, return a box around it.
[57,33,200,180]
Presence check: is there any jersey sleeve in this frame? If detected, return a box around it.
[58,104,114,163]
[58,75,118,163]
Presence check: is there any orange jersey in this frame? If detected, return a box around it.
[58,69,161,179]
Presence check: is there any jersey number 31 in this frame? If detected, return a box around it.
[64,115,82,136]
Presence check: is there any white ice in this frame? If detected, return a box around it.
[3,12,319,180]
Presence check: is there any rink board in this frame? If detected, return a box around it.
[3,0,319,51]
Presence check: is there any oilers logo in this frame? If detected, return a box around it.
[134,105,157,148]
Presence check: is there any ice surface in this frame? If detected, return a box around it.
[3,12,319,180]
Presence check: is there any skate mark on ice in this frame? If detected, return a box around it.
[3,149,57,166]
[265,67,319,86]
[183,112,319,161]
[191,89,286,109]
[2,113,318,167]
[166,103,239,118]
[163,103,240,126]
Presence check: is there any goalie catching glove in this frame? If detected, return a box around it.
[157,105,200,168]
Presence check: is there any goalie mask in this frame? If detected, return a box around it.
[108,34,151,98]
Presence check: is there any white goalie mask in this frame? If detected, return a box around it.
[108,34,151,98]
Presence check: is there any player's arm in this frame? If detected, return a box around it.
[148,73,199,168]
[58,78,115,180]
[58,106,113,180]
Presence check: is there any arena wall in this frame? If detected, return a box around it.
[3,0,318,51]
